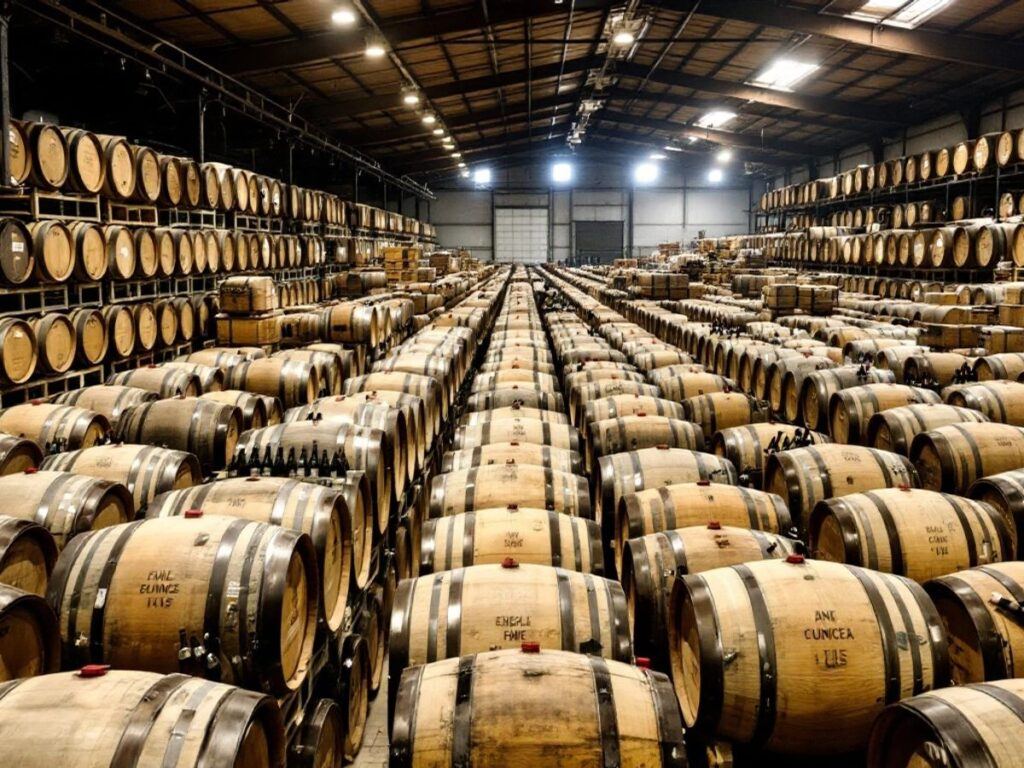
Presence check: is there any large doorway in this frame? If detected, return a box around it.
[494,207,549,263]
[574,220,624,264]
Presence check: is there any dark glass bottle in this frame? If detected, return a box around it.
[286,447,298,478]
[247,446,260,477]
[260,445,273,477]
[297,446,308,477]
[330,449,346,478]
[309,441,320,478]
[272,445,286,477]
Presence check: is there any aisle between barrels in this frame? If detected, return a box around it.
[353,657,388,767]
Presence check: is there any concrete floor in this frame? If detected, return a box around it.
[352,659,389,767]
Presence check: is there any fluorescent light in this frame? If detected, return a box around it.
[473,168,492,185]
[688,136,699,144]
[664,144,684,153]
[421,113,436,125]
[331,8,356,26]
[458,162,466,168]
[612,30,635,46]
[649,152,667,161]
[551,162,573,184]
[708,168,724,183]
[849,0,951,28]
[633,162,659,185]
[451,152,462,159]
[696,110,737,129]
[433,128,445,136]
[716,148,733,163]
[749,58,819,92]
[402,91,420,106]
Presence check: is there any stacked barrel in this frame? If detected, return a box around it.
[390,267,688,766]
[540,262,1024,764]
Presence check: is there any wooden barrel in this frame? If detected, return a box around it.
[925,562,1024,684]
[235,422,389,531]
[320,303,380,346]
[0,317,37,384]
[975,352,1024,381]
[911,422,1024,494]
[200,389,276,430]
[798,365,896,430]
[68,308,107,366]
[391,648,686,767]
[0,516,56,595]
[582,396,685,437]
[160,361,223,393]
[712,422,830,480]
[48,514,318,695]
[441,442,582,475]
[147,475,359,631]
[903,352,969,387]
[464,387,564,414]
[428,464,590,518]
[595,446,737,532]
[570,379,660,424]
[51,385,156,430]
[0,217,33,285]
[809,488,1010,582]
[228,359,320,409]
[26,122,69,189]
[453,418,581,454]
[100,304,134,359]
[115,396,241,472]
[617,482,792,575]
[273,350,342,396]
[106,364,200,398]
[0,402,108,450]
[27,221,73,283]
[0,583,60,680]
[42,443,201,514]
[0,668,284,766]
[0,433,43,476]
[621,523,796,670]
[472,369,558,393]
[419,507,602,575]
[293,699,343,768]
[390,563,632,687]
[132,302,157,352]
[460,405,569,426]
[764,444,919,533]
[588,414,704,473]
[829,383,941,444]
[0,469,131,549]
[946,380,1024,425]
[867,403,989,456]
[102,224,136,280]
[28,313,74,375]
[968,468,1024,556]
[680,391,767,440]
[868,678,1024,767]
[654,372,734,403]
[671,557,948,754]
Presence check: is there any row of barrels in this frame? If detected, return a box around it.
[0,218,335,286]
[545,262,1024,761]
[0,273,508,765]
[8,118,434,237]
[760,128,1024,211]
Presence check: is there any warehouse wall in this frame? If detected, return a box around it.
[429,159,752,262]
[772,86,1024,187]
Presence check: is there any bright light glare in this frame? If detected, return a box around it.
[460,169,470,178]
[551,162,573,183]
[421,113,436,125]
[708,168,724,183]
[473,168,492,185]
[716,148,733,163]
[365,42,386,58]
[633,162,659,185]
[331,8,356,26]
[433,128,445,136]
[696,110,737,129]
[612,30,635,46]
[649,152,667,161]
[451,152,462,159]
[750,59,819,92]
[664,144,683,152]
[402,92,420,106]
[850,0,951,28]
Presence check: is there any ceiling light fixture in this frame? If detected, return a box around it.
[421,113,437,125]
[696,110,737,129]
[474,168,492,185]
[749,58,819,92]
[402,89,420,106]
[612,29,635,46]
[551,162,573,184]
[365,34,386,58]
[633,162,659,185]
[649,152,667,161]
[460,169,470,177]
[708,168,724,183]
[331,8,357,26]
[716,148,733,163]
[848,0,952,29]
[451,152,462,159]
[664,143,684,153]
[433,128,445,136]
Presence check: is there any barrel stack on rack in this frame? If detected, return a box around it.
[534,257,1024,766]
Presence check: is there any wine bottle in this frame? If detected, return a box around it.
[272,445,286,477]
[298,446,308,478]
[309,441,320,478]
[247,446,260,477]
[286,447,298,478]
[260,445,273,477]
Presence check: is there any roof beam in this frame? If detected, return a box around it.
[657,0,1024,74]
[598,110,826,157]
[592,126,785,167]
[348,93,577,147]
[392,121,572,172]
[616,62,901,125]
[210,1,609,76]
[305,56,597,122]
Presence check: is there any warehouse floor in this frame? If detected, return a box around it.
[353,666,389,767]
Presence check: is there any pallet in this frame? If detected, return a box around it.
[0,365,105,407]
[158,207,225,229]
[233,212,284,233]
[104,200,158,226]
[0,187,101,222]
[0,282,102,318]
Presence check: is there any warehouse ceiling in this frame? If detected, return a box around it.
[59,1,1024,180]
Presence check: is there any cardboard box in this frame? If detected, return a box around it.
[215,311,282,345]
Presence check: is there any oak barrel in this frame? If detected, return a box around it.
[106,364,200,398]
[115,396,242,472]
[0,584,59,681]
[911,422,1024,494]
[0,433,43,476]
[428,464,591,518]
[0,401,108,450]
[829,383,941,444]
[867,403,989,455]
[0,516,56,595]
[712,422,830,479]
[51,384,156,430]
